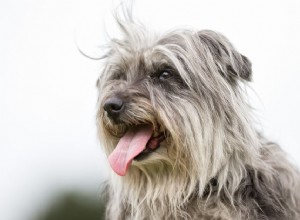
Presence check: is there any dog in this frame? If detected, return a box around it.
[96,16,300,220]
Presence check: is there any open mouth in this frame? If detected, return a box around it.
[108,124,166,176]
[133,131,166,161]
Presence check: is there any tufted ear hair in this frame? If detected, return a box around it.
[198,30,252,82]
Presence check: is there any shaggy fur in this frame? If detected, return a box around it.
[96,16,300,220]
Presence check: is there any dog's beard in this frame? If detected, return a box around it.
[97,84,230,182]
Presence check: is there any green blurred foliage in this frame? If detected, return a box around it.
[35,192,106,220]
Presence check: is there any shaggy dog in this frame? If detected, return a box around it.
[96,16,300,220]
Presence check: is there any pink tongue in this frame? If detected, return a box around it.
[108,125,153,176]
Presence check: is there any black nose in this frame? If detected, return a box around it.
[103,97,124,119]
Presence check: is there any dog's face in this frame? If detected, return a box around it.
[97,26,252,178]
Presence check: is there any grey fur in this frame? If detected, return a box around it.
[96,17,300,220]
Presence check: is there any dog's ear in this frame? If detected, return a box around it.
[198,30,252,82]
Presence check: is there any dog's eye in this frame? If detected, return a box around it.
[159,71,171,80]
[111,72,125,81]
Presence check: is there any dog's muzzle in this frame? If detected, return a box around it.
[102,96,167,176]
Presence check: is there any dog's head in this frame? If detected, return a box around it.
[97,22,253,180]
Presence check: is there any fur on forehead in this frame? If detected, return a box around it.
[103,18,252,89]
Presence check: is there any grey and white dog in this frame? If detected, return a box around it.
[96,16,300,220]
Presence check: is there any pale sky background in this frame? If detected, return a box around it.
[1,0,300,220]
